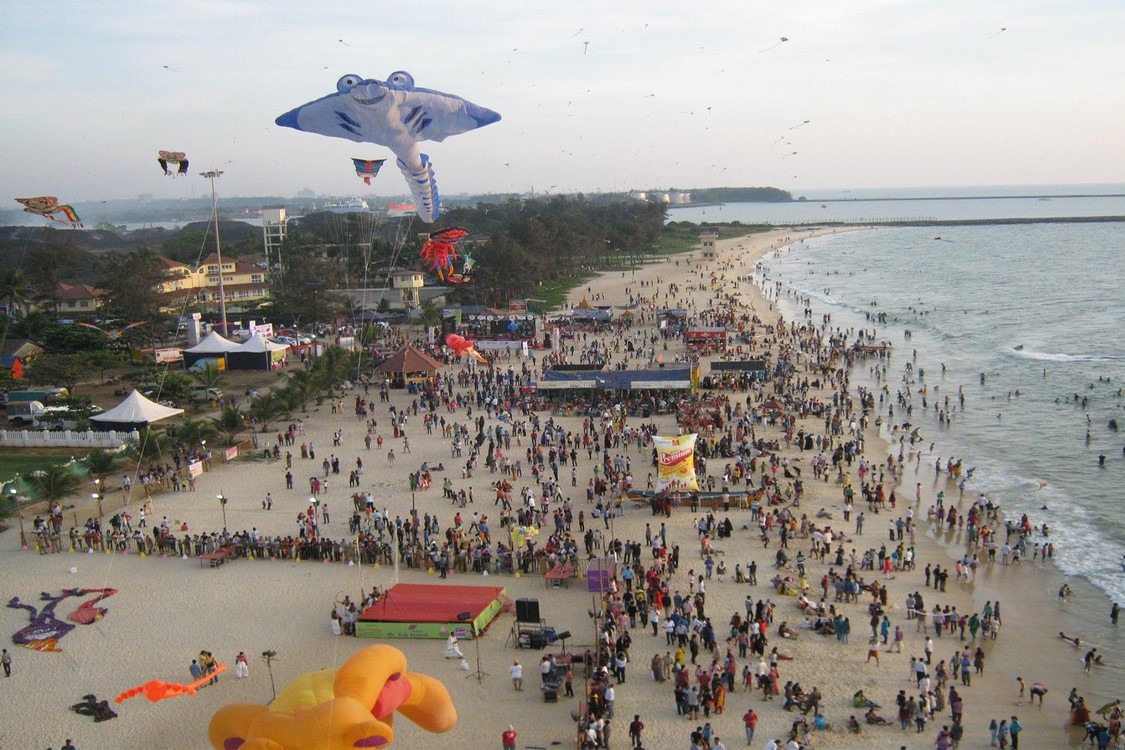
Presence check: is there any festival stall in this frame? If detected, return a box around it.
[182,330,241,370]
[375,346,444,387]
[225,332,289,371]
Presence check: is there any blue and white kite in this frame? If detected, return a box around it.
[276,71,500,222]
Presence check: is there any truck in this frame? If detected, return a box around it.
[5,400,46,425]
[3,387,68,405]
[190,386,224,405]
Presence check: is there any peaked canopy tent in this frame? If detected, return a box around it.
[183,330,241,368]
[374,346,445,388]
[90,389,184,431]
[226,332,289,371]
[375,346,444,376]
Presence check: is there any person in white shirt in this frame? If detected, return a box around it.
[509,659,523,690]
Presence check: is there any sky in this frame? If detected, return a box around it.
[2,0,1123,204]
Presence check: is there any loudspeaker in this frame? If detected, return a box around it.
[529,632,548,649]
[515,598,540,623]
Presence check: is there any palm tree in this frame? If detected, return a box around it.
[27,463,80,504]
[131,427,173,466]
[211,406,245,447]
[0,267,32,350]
[176,416,216,449]
[285,368,319,412]
[248,392,288,431]
[418,299,442,329]
[84,449,120,484]
[192,360,225,390]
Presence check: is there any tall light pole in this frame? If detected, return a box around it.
[8,486,26,548]
[200,169,229,336]
[92,476,105,519]
[217,493,228,530]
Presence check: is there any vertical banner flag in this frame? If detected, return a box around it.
[653,434,699,491]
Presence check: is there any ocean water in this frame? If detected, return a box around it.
[668,183,1125,224]
[760,222,1125,603]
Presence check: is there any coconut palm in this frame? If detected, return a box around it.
[83,449,120,484]
[418,299,441,329]
[131,427,173,466]
[284,368,319,412]
[211,406,245,447]
[176,416,216,449]
[192,360,225,390]
[0,267,32,350]
[248,392,288,431]
[26,463,80,504]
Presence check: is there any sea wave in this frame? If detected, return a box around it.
[1008,348,1120,362]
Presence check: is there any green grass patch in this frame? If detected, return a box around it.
[532,272,598,311]
[0,450,88,484]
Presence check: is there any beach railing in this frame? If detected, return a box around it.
[0,428,139,449]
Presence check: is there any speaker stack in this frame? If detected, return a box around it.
[515,598,541,623]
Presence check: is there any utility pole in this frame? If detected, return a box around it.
[200,169,228,335]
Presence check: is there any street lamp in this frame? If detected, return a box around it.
[217,493,228,529]
[8,486,26,548]
[200,168,229,336]
[93,477,104,514]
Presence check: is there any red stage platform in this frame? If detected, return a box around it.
[356,583,506,640]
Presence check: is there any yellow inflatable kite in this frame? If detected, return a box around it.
[209,644,456,750]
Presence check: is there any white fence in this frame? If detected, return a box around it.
[0,429,139,448]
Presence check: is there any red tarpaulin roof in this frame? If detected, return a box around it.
[358,583,505,623]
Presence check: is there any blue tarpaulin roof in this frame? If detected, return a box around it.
[539,365,692,390]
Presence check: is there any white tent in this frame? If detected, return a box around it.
[184,330,241,354]
[235,332,289,354]
[91,389,183,430]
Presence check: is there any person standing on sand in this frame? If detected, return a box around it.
[235,651,249,679]
[742,707,758,745]
[2,648,11,676]
[628,714,644,747]
[1009,716,1022,749]
[501,725,517,750]
[509,659,523,690]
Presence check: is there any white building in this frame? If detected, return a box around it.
[700,231,719,260]
[261,207,288,273]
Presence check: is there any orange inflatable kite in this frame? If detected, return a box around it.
[115,664,228,704]
[445,333,489,365]
[208,644,456,750]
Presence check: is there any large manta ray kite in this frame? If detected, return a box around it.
[276,71,500,222]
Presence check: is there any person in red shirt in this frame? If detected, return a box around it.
[743,707,758,745]
[629,714,645,747]
[502,725,517,750]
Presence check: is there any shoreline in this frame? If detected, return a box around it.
[755,234,1123,733]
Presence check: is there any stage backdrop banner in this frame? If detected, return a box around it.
[653,434,699,492]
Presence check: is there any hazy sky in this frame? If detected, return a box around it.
[2,0,1123,203]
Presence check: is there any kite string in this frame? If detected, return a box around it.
[72,223,214,681]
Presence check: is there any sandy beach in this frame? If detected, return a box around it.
[3,227,1121,750]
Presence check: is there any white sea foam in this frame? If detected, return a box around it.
[1009,348,1117,362]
